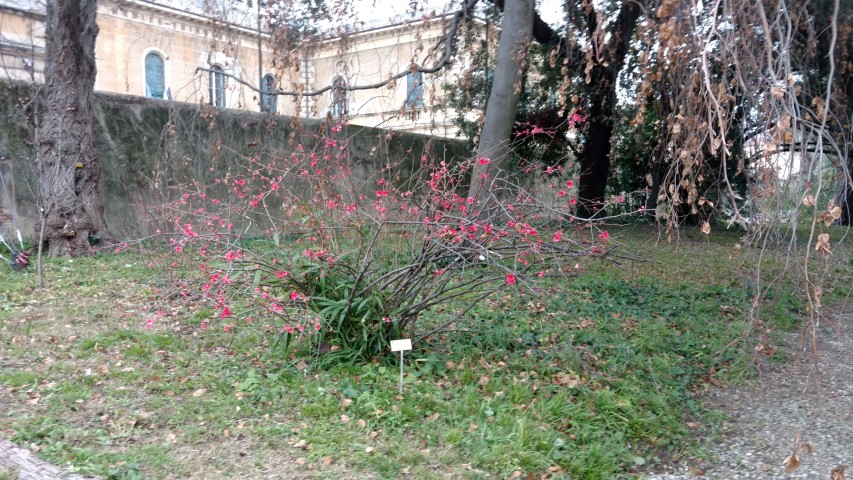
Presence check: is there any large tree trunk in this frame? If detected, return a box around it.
[37,0,112,256]
[839,165,853,226]
[577,89,615,217]
[575,1,643,218]
[467,0,534,203]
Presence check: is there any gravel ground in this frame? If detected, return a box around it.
[646,306,853,480]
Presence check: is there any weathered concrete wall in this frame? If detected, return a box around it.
[0,81,469,240]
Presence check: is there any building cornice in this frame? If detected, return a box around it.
[101,0,271,40]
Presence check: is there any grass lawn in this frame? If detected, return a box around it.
[1,225,850,479]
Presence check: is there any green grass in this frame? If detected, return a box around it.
[0,227,850,479]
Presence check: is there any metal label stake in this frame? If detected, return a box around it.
[390,339,412,395]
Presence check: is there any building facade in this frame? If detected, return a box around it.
[0,0,490,138]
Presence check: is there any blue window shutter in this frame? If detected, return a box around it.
[331,76,347,117]
[209,66,225,107]
[406,71,423,108]
[262,74,276,113]
[145,53,165,99]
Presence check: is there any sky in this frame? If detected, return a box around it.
[164,0,564,32]
[355,0,564,29]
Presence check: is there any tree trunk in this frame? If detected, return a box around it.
[36,0,112,257]
[0,438,95,479]
[839,167,853,226]
[577,88,614,217]
[467,0,534,203]
[575,1,643,218]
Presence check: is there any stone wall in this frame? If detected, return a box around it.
[0,81,469,240]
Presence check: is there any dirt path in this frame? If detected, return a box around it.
[648,305,853,479]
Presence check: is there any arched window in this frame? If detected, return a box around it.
[145,52,165,99]
[330,75,348,118]
[261,74,276,113]
[406,70,424,109]
[209,65,226,107]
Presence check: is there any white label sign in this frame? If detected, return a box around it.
[390,339,412,352]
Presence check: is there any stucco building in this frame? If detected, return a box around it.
[0,0,490,138]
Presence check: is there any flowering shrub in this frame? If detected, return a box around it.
[155,120,619,361]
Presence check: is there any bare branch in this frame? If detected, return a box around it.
[196,0,479,98]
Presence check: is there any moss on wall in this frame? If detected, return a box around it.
[0,81,469,239]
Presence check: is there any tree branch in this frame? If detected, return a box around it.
[197,0,479,98]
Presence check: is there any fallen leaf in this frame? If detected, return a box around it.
[552,373,580,387]
[357,419,366,428]
[830,465,846,480]
[322,456,334,465]
[192,388,206,397]
[293,439,308,449]
[341,398,353,410]
[365,446,375,453]
[701,222,711,235]
[802,194,816,207]
[782,452,800,473]
[479,375,490,386]
[295,458,307,465]
[340,414,349,423]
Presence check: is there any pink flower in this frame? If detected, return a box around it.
[506,274,516,285]
[276,270,287,279]
[553,231,563,242]
[224,250,236,261]
[565,180,574,188]
[221,306,232,318]
[598,231,610,242]
[558,190,566,197]
[376,190,389,198]
[174,245,183,253]
[270,183,279,190]
[479,158,490,165]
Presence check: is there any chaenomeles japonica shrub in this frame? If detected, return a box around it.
[149,121,626,363]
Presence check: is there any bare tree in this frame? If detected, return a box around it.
[36,0,112,256]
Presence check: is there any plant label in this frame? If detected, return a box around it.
[390,339,412,352]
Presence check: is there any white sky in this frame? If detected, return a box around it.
[163,0,563,32]
[356,0,564,29]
